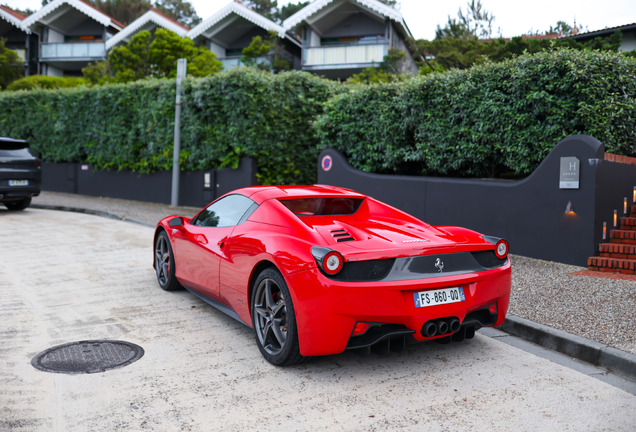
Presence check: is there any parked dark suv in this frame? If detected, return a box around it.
[0,137,41,210]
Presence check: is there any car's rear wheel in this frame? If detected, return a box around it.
[154,231,181,291]
[251,268,304,366]
[4,198,31,211]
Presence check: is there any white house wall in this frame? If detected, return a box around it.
[620,31,636,52]
[208,40,226,57]
[47,28,64,42]
[310,29,320,47]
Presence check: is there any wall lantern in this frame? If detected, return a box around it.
[633,186,635,203]
[603,222,607,240]
[565,201,574,213]
[614,210,618,227]
[625,198,628,215]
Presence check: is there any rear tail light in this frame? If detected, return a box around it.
[311,246,344,276]
[495,239,509,259]
[352,322,370,336]
[488,302,498,314]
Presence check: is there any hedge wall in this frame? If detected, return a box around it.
[1,49,635,185]
[316,49,636,178]
[0,69,339,185]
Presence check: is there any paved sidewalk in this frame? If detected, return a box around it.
[30,192,636,360]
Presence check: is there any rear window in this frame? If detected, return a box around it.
[279,198,363,216]
[0,140,34,159]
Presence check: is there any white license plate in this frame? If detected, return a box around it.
[8,180,28,186]
[413,287,465,308]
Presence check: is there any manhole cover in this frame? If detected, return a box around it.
[31,340,144,374]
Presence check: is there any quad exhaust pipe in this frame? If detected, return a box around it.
[421,317,461,337]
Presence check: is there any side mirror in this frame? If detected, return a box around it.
[168,217,183,228]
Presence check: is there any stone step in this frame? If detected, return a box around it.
[588,256,636,274]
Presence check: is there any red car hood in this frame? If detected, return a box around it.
[302,217,490,261]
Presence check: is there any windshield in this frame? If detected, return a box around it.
[279,198,363,216]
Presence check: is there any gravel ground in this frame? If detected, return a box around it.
[508,255,636,355]
[30,191,636,356]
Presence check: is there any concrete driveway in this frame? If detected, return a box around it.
[2,208,635,431]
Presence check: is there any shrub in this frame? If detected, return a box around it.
[317,49,636,178]
[6,75,87,91]
[0,68,339,184]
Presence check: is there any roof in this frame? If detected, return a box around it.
[22,0,124,32]
[0,5,30,33]
[187,0,285,40]
[566,22,636,40]
[149,7,190,31]
[283,0,413,39]
[105,8,189,50]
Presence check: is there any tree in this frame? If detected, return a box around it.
[435,0,495,40]
[275,1,308,22]
[88,0,151,26]
[83,29,222,83]
[241,31,291,72]
[377,0,399,8]
[242,0,278,21]
[0,38,22,89]
[154,0,201,28]
[9,6,36,16]
[347,48,409,83]
[108,30,152,82]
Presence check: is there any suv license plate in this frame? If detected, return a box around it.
[8,180,28,186]
[413,287,465,308]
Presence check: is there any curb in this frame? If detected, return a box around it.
[30,204,153,228]
[500,315,636,382]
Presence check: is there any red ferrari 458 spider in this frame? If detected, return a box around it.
[154,185,511,365]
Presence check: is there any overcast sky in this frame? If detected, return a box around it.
[5,0,636,40]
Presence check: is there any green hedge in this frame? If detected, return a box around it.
[0,68,339,185]
[317,49,636,178]
[1,50,635,185]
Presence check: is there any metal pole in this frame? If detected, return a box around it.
[171,58,187,207]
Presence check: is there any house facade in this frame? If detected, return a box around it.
[283,0,417,79]
[0,5,37,76]
[187,1,301,71]
[21,0,123,77]
[105,8,189,51]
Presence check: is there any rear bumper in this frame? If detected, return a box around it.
[0,171,41,202]
[285,261,511,356]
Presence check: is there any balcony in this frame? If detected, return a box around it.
[303,43,388,69]
[40,42,106,60]
[219,56,271,71]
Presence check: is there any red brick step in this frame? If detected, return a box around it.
[609,229,636,244]
[587,256,636,274]
[599,243,636,259]
[620,217,636,230]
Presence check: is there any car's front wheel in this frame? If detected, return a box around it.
[251,267,304,366]
[154,231,181,291]
[4,198,31,211]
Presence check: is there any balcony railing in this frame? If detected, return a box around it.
[41,42,106,59]
[303,43,388,66]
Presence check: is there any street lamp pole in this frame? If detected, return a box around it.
[171,58,187,207]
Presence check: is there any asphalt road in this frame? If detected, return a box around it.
[2,208,636,431]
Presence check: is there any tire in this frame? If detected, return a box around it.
[4,198,31,211]
[154,231,181,291]
[251,267,304,366]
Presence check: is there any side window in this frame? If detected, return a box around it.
[193,194,256,227]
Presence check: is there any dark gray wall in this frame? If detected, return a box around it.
[317,135,625,267]
[42,157,257,208]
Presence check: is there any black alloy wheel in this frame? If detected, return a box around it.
[154,231,181,291]
[251,268,304,366]
[4,198,31,211]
